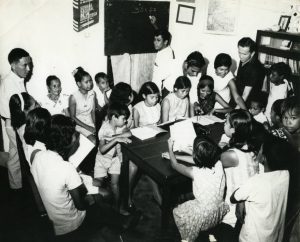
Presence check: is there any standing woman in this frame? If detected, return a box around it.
[207,53,246,110]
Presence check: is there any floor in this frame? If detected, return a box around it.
[0,166,182,242]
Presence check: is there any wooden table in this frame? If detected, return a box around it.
[121,121,224,229]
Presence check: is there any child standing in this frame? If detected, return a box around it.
[133,82,161,127]
[39,75,69,115]
[69,67,97,144]
[194,75,232,116]
[161,76,191,122]
[220,110,262,229]
[231,136,290,242]
[265,62,294,121]
[94,72,111,108]
[168,136,229,242]
[207,53,246,109]
[93,103,132,213]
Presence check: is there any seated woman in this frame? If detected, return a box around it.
[194,75,232,116]
[207,53,246,110]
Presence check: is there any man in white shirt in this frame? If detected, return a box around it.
[0,48,33,189]
[151,29,175,98]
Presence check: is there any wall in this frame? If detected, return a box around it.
[0,0,299,150]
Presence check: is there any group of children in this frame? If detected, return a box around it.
[6,31,300,241]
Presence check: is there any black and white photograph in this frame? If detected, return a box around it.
[0,0,299,242]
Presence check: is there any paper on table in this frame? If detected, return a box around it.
[170,119,196,152]
[69,134,95,168]
[79,174,99,195]
[191,115,224,125]
[131,125,167,140]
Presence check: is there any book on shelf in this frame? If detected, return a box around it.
[73,0,99,32]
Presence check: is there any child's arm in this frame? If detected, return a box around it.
[167,138,193,178]
[69,184,89,210]
[220,150,239,168]
[69,95,96,133]
[162,152,195,164]
[184,100,190,118]
[161,98,170,123]
[133,107,140,128]
[99,136,131,154]
[214,93,233,114]
[91,94,97,126]
[228,79,247,110]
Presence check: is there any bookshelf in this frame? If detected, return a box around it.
[256,30,300,94]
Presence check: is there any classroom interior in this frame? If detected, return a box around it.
[0,0,300,242]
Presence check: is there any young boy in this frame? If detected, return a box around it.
[94,72,111,108]
[93,103,132,213]
[281,96,300,152]
[230,136,290,242]
[248,92,268,126]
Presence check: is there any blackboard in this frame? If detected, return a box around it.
[105,1,170,56]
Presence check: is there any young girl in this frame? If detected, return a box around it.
[281,96,300,152]
[39,75,69,115]
[94,72,111,108]
[269,98,288,139]
[133,82,161,127]
[9,92,40,163]
[220,109,263,229]
[194,75,232,116]
[161,76,191,122]
[207,53,246,109]
[167,136,229,242]
[231,136,290,242]
[69,67,97,144]
[265,62,294,122]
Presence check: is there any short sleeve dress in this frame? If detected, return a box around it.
[173,161,229,242]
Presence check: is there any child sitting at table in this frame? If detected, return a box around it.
[230,136,290,242]
[39,75,69,115]
[94,72,111,108]
[166,136,229,242]
[133,82,161,127]
[194,75,232,116]
[93,102,132,214]
[69,67,97,144]
[161,76,191,122]
[265,62,294,122]
[281,96,300,152]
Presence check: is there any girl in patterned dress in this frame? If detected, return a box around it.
[167,136,229,242]
[69,67,97,144]
[194,75,232,116]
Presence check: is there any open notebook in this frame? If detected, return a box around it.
[170,119,196,152]
[190,115,224,126]
[131,125,167,140]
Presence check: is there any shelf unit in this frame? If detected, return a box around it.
[256,30,300,94]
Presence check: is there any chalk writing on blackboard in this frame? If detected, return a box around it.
[105,1,170,56]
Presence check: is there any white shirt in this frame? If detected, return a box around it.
[152,46,175,92]
[95,89,111,108]
[0,71,26,119]
[265,79,293,121]
[253,111,268,124]
[31,150,86,235]
[234,171,289,242]
[207,64,234,108]
[133,101,161,127]
[39,94,69,115]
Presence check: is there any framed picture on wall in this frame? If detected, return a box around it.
[204,0,240,35]
[278,15,291,32]
[176,4,195,25]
